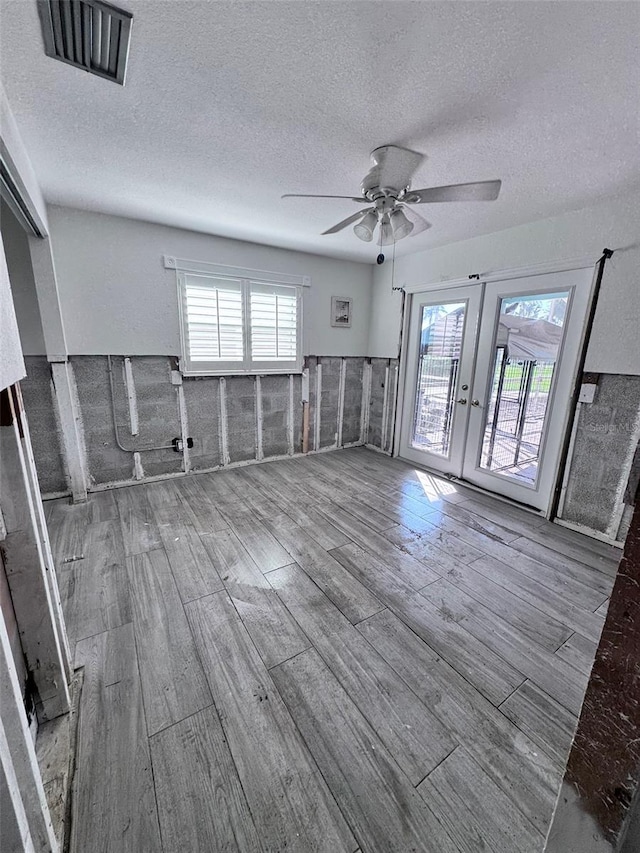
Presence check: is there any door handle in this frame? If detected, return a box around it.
[471,399,481,407]
[456,398,468,405]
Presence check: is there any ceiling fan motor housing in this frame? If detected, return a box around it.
[361,177,405,199]
[371,194,399,215]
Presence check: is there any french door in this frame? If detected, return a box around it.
[399,267,593,512]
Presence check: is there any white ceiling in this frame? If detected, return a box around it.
[1,1,638,263]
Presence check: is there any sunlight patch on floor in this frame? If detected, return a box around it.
[415,470,458,501]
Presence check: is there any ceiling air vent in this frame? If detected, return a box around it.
[37,0,133,85]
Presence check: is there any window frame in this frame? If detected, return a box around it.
[177,269,304,376]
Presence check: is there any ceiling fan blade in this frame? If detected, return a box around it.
[403,179,502,204]
[400,205,431,236]
[282,193,368,203]
[321,208,372,235]
[363,145,425,191]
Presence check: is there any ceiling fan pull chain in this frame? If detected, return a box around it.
[392,236,396,283]
[377,216,385,264]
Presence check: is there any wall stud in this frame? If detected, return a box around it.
[380,362,390,451]
[177,384,191,473]
[255,375,264,461]
[337,358,346,448]
[314,361,322,452]
[219,377,230,466]
[288,374,295,455]
[123,357,139,436]
[361,359,372,445]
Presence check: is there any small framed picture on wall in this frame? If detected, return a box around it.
[331,296,353,328]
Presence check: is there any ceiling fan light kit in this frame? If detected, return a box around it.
[389,208,414,241]
[283,144,502,253]
[379,217,395,247]
[353,209,378,242]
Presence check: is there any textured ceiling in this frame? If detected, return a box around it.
[1,1,638,263]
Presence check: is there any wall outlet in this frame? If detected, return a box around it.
[172,437,193,452]
[579,383,597,404]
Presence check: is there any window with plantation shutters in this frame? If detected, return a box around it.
[183,275,244,363]
[178,270,302,375]
[250,283,298,363]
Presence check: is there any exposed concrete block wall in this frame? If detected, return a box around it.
[72,356,132,484]
[73,356,183,485]
[225,375,257,463]
[307,356,319,451]
[181,373,301,470]
[182,376,221,470]
[292,375,304,452]
[306,356,371,453]
[384,362,399,453]
[560,374,640,542]
[367,358,387,448]
[117,357,183,479]
[319,357,342,449]
[367,358,399,452]
[21,354,393,495]
[21,354,640,546]
[342,359,364,445]
[19,357,67,494]
[261,375,297,458]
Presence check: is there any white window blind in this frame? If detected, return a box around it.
[250,283,298,362]
[178,271,302,375]
[184,276,243,362]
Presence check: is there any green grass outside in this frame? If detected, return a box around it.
[419,356,555,398]
[494,362,555,395]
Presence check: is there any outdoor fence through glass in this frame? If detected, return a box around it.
[411,291,570,486]
[411,301,466,457]
[479,290,569,485]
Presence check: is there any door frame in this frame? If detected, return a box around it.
[393,255,600,517]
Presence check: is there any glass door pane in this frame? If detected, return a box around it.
[400,283,481,477]
[411,302,466,456]
[478,290,570,485]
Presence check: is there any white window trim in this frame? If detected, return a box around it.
[174,258,306,376]
[165,255,311,288]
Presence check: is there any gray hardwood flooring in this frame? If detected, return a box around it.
[47,448,619,853]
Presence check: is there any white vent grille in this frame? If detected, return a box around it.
[38,0,133,85]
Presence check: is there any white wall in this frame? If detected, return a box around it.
[1,202,46,356]
[368,191,640,375]
[0,85,48,236]
[0,86,44,387]
[0,232,26,390]
[47,206,373,357]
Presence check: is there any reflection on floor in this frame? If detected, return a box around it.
[46,448,620,853]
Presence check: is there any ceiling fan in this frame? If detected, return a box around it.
[282,145,501,245]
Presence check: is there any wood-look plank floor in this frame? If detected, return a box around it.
[47,448,620,853]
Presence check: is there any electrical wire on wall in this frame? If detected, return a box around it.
[107,355,175,452]
[386,235,404,456]
[550,247,614,518]
[389,236,406,359]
